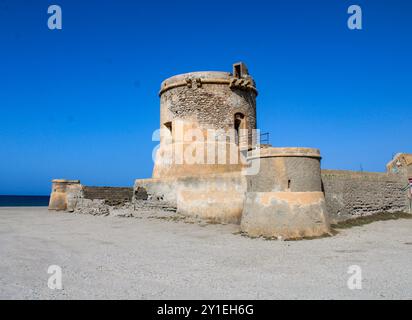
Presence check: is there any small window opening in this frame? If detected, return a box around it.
[288,179,291,190]
[164,122,172,132]
[164,121,173,142]
[234,113,245,145]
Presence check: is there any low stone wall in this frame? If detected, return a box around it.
[82,186,133,206]
[321,170,409,223]
[136,172,247,223]
[51,167,410,229]
[49,180,135,211]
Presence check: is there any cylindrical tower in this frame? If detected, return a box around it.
[153,62,258,179]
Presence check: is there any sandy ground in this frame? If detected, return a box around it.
[0,207,411,300]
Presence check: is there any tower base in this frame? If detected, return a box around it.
[240,192,330,239]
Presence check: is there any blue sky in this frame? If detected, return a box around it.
[0,0,411,195]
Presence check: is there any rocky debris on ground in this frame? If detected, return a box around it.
[74,199,111,216]
[74,197,178,219]
[73,196,218,226]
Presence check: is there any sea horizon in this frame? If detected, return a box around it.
[0,195,50,207]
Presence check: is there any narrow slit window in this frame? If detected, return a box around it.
[164,122,173,142]
[234,113,245,145]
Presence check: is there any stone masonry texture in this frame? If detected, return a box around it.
[160,72,257,133]
[82,187,133,207]
[321,170,408,223]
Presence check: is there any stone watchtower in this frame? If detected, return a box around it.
[153,62,258,178]
[138,62,331,236]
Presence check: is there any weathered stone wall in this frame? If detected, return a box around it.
[49,180,82,211]
[160,71,257,133]
[136,177,180,204]
[321,170,409,223]
[247,148,322,192]
[82,186,133,206]
[154,67,258,179]
[136,172,247,223]
[241,192,330,239]
[152,141,245,179]
[241,147,330,239]
[176,172,247,224]
[386,153,412,177]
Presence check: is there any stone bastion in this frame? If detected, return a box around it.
[241,147,330,239]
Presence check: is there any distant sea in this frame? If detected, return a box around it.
[0,195,50,207]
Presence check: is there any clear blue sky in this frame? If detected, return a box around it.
[0,0,411,195]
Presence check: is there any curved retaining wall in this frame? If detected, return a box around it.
[241,192,330,239]
[247,147,322,192]
[241,147,331,239]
